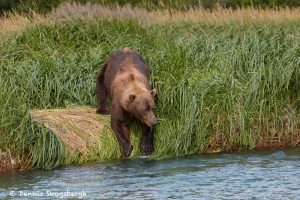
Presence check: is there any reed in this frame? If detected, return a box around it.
[49,3,300,24]
[1,3,300,169]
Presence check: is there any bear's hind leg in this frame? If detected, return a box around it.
[141,125,154,156]
[96,71,110,115]
[111,119,133,158]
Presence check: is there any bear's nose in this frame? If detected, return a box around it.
[153,119,158,126]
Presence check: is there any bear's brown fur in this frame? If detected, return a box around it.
[96,48,157,157]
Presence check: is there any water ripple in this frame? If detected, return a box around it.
[1,148,300,199]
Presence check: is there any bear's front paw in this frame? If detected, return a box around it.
[121,144,133,158]
[141,143,154,156]
[96,108,110,115]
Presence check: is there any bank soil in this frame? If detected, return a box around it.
[0,150,30,174]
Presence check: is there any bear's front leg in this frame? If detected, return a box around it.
[111,118,133,158]
[141,125,154,156]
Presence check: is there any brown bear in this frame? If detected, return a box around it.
[96,48,157,157]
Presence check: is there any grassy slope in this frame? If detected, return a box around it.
[1,5,300,169]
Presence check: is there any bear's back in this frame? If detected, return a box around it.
[104,48,150,95]
[109,48,149,76]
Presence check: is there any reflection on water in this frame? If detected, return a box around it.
[1,148,300,199]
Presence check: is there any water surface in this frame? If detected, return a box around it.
[1,148,300,199]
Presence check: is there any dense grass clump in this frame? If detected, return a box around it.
[1,8,300,169]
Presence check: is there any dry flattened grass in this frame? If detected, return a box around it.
[30,107,110,155]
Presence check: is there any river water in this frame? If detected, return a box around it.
[1,148,300,199]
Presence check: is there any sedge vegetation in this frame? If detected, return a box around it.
[1,3,300,170]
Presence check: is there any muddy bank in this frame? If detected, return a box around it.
[0,150,30,174]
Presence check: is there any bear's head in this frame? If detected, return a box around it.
[123,89,157,127]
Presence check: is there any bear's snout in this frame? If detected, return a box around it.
[146,116,157,127]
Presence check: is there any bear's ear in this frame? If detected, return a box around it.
[150,89,157,97]
[129,94,136,102]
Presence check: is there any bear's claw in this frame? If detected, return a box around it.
[141,144,154,156]
[121,144,133,158]
[96,108,110,115]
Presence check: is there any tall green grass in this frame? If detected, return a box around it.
[1,17,300,169]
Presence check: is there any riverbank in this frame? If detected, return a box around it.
[1,3,300,173]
